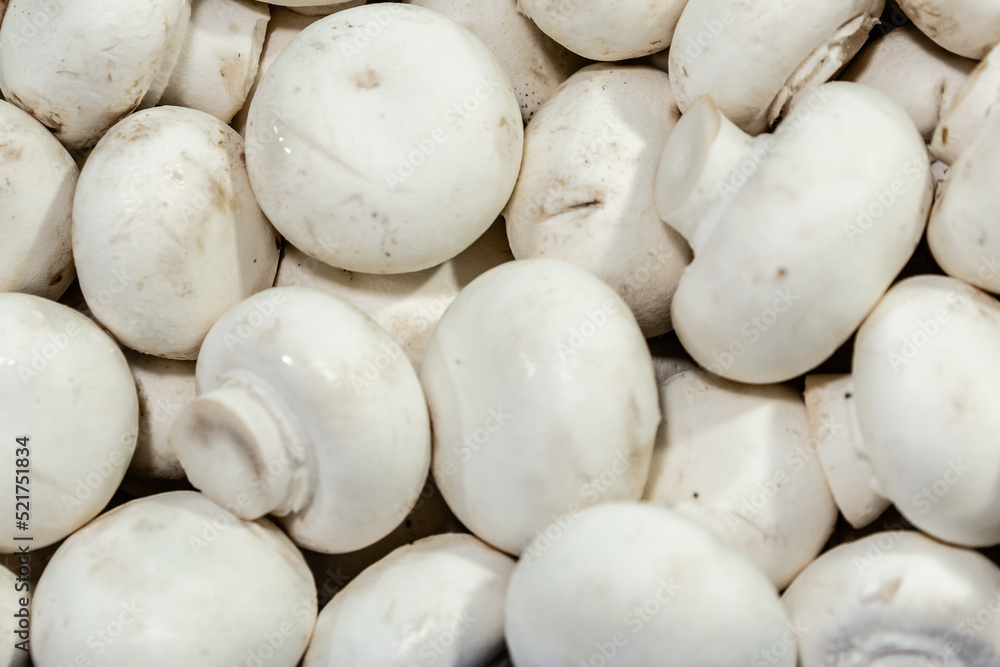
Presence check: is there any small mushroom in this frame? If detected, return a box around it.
[504,64,692,337]
[123,349,196,481]
[157,0,270,124]
[656,82,931,383]
[505,502,795,666]
[930,43,1000,165]
[669,0,884,134]
[304,534,514,666]
[275,217,513,372]
[810,276,1000,547]
[245,3,523,274]
[72,106,279,360]
[170,286,431,554]
[644,368,837,589]
[31,491,317,667]
[840,23,975,143]
[514,0,685,61]
[783,531,1000,665]
[421,259,660,555]
[896,0,1000,59]
[0,99,78,300]
[405,0,584,123]
[927,108,1000,294]
[0,0,192,149]
[0,294,138,550]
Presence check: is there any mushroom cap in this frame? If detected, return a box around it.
[275,218,513,372]
[31,491,317,667]
[783,531,1000,666]
[421,259,660,555]
[928,109,1000,294]
[505,502,794,666]
[245,3,523,274]
[0,99,78,299]
[853,275,1000,547]
[897,0,1000,59]
[670,82,931,383]
[930,43,1000,164]
[178,287,431,553]
[840,23,975,143]
[504,64,691,337]
[124,349,196,480]
[645,369,837,589]
[405,0,584,123]
[0,294,138,550]
[516,0,685,61]
[669,0,884,134]
[73,106,279,360]
[0,0,191,149]
[158,0,270,124]
[304,534,514,666]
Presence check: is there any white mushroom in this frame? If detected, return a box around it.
[0,99,78,300]
[123,349,196,480]
[516,0,686,61]
[927,109,1000,294]
[930,43,1000,164]
[305,534,514,666]
[421,259,660,555]
[157,0,269,124]
[170,286,431,554]
[896,0,1000,59]
[656,82,931,383]
[504,64,692,337]
[245,3,523,274]
[840,23,975,143]
[72,106,280,360]
[404,0,584,123]
[783,531,1000,665]
[644,369,837,589]
[0,294,137,550]
[669,0,884,134]
[505,502,795,666]
[0,0,191,149]
[31,491,317,667]
[275,217,513,372]
[846,275,1000,546]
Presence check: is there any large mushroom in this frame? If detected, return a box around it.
[896,0,1000,59]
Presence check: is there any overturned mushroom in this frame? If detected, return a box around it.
[930,43,1000,165]
[504,64,691,337]
[669,0,884,134]
[0,99,78,300]
[170,287,431,554]
[305,534,514,666]
[783,531,1000,665]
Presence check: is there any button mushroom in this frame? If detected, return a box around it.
[170,286,431,554]
[656,82,931,383]
[506,502,795,666]
[930,43,1000,164]
[669,0,884,134]
[0,99,78,300]
[503,64,691,337]
[0,0,192,149]
[0,294,138,550]
[783,530,1000,665]
[644,368,837,589]
[72,105,280,360]
[896,0,1000,59]
[31,491,317,667]
[304,534,514,666]
[421,259,660,555]
[245,3,523,274]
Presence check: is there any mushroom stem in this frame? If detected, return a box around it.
[804,374,890,528]
[653,96,761,254]
[170,370,310,520]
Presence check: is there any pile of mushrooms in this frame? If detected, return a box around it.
[3,0,1000,665]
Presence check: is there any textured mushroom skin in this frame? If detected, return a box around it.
[897,0,1000,59]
